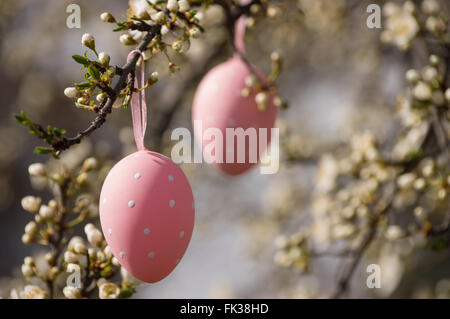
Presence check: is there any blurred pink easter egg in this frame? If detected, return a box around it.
[192,56,277,176]
[99,150,195,283]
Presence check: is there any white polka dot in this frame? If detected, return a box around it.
[108,228,112,235]
[175,258,180,264]
[148,252,155,259]
[168,175,174,182]
[128,200,135,208]
[135,173,142,180]
[144,228,150,235]
[103,198,107,204]
[169,200,175,208]
[179,231,184,238]
[119,251,126,259]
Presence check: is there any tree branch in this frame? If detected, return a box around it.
[52,24,161,152]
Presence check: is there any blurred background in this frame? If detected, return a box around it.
[1,0,449,298]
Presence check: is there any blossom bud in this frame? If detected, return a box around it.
[82,157,98,171]
[28,163,46,177]
[48,199,58,210]
[100,12,116,23]
[422,0,439,15]
[167,0,179,12]
[64,251,79,264]
[149,71,159,85]
[445,88,450,103]
[161,25,170,36]
[413,82,432,101]
[255,92,268,111]
[77,172,88,185]
[45,252,55,265]
[87,229,103,247]
[97,251,106,262]
[151,11,166,24]
[189,27,201,39]
[178,0,190,13]
[63,286,82,299]
[96,93,106,103]
[99,283,120,299]
[111,257,120,266]
[135,6,150,19]
[21,264,34,277]
[21,285,48,299]
[88,248,97,259]
[21,233,33,244]
[64,87,80,99]
[245,75,258,87]
[270,51,280,62]
[24,256,35,266]
[119,34,137,46]
[74,242,87,254]
[104,245,113,259]
[267,6,281,18]
[405,69,420,83]
[77,97,88,105]
[21,196,41,213]
[98,52,110,67]
[84,223,96,234]
[81,33,96,51]
[24,222,39,236]
[39,205,54,219]
[171,40,183,52]
[429,54,440,66]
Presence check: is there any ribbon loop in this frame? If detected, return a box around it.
[234,16,247,55]
[127,50,147,151]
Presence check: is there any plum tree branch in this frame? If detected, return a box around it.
[53,23,161,152]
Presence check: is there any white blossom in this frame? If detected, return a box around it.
[24,221,39,235]
[81,33,95,50]
[87,228,103,247]
[99,283,120,299]
[63,286,82,299]
[20,285,48,299]
[21,196,41,213]
[413,81,432,100]
[100,12,115,23]
[167,0,179,12]
[64,87,79,99]
[38,205,54,219]
[178,0,190,13]
[28,163,46,177]
[64,251,79,264]
[98,52,110,66]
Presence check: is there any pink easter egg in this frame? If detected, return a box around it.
[99,150,195,283]
[192,56,277,176]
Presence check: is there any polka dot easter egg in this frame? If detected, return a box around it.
[192,56,277,176]
[99,150,195,283]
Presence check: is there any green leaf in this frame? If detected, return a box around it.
[53,127,66,138]
[88,65,101,81]
[75,81,91,90]
[119,286,136,299]
[34,147,53,155]
[14,111,29,124]
[72,54,90,65]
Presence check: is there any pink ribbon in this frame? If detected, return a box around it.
[127,50,147,151]
[234,16,247,55]
[234,0,251,54]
